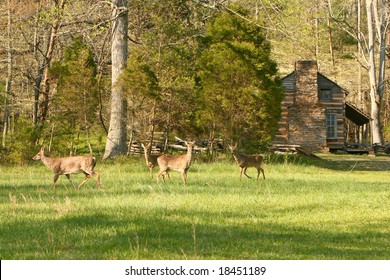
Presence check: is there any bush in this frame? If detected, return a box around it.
[0,118,39,165]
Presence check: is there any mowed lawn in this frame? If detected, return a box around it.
[0,154,390,260]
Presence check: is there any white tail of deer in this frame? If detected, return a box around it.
[157,141,195,185]
[228,144,265,180]
[141,142,169,179]
[32,147,101,190]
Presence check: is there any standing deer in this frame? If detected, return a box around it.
[141,142,169,179]
[157,141,195,185]
[32,147,101,190]
[228,144,265,180]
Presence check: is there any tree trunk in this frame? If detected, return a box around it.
[357,0,363,108]
[35,0,67,126]
[366,0,387,145]
[2,0,12,148]
[314,0,319,59]
[327,12,335,66]
[103,0,128,159]
[33,0,41,127]
[39,21,59,124]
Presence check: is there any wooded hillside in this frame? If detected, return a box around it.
[0,0,389,163]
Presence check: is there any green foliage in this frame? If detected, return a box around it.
[196,6,283,151]
[0,80,5,105]
[4,0,384,163]
[0,117,40,165]
[48,37,100,150]
[382,123,390,142]
[123,58,159,99]
[123,0,205,141]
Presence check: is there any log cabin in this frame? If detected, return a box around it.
[272,60,370,153]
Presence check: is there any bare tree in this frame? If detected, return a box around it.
[365,0,388,144]
[103,0,128,159]
[2,0,13,148]
[329,0,389,145]
[32,0,67,126]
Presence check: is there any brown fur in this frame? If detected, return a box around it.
[141,143,169,179]
[32,147,101,190]
[228,144,265,180]
[157,141,195,185]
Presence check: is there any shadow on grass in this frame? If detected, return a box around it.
[1,206,389,260]
[266,153,390,172]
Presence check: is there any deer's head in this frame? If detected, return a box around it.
[32,147,45,161]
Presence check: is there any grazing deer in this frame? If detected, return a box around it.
[32,147,101,190]
[141,142,169,179]
[157,141,195,185]
[228,144,265,180]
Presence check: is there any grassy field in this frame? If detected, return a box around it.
[0,154,390,260]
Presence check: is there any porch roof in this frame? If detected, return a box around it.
[345,102,370,125]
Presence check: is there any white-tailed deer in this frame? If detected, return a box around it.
[157,141,195,185]
[228,144,265,180]
[141,142,169,179]
[32,147,101,190]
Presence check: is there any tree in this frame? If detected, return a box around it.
[103,0,129,159]
[197,6,283,150]
[122,0,207,148]
[365,0,388,144]
[329,0,389,145]
[2,0,13,148]
[36,0,68,126]
[49,37,99,154]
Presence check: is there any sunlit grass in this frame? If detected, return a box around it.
[1,155,390,259]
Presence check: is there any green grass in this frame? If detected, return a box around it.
[1,155,390,259]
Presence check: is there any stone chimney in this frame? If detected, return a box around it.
[294,60,318,105]
[287,60,326,152]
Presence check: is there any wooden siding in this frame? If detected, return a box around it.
[282,73,295,91]
[272,61,345,152]
[318,73,345,150]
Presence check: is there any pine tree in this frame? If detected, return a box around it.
[197,6,283,150]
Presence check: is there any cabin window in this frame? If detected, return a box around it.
[319,89,332,101]
[326,113,337,138]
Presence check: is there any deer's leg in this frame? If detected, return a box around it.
[90,171,101,190]
[148,163,154,178]
[239,167,244,180]
[65,174,77,190]
[257,167,265,180]
[243,167,252,179]
[157,169,167,183]
[78,173,91,189]
[182,170,187,185]
[52,174,60,189]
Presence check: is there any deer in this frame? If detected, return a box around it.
[156,141,195,185]
[32,147,101,190]
[228,144,265,180]
[140,142,169,179]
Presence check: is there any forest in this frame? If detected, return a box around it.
[0,0,390,163]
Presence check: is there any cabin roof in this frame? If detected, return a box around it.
[281,71,348,93]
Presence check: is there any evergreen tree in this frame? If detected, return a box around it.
[197,6,283,150]
[49,37,98,153]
